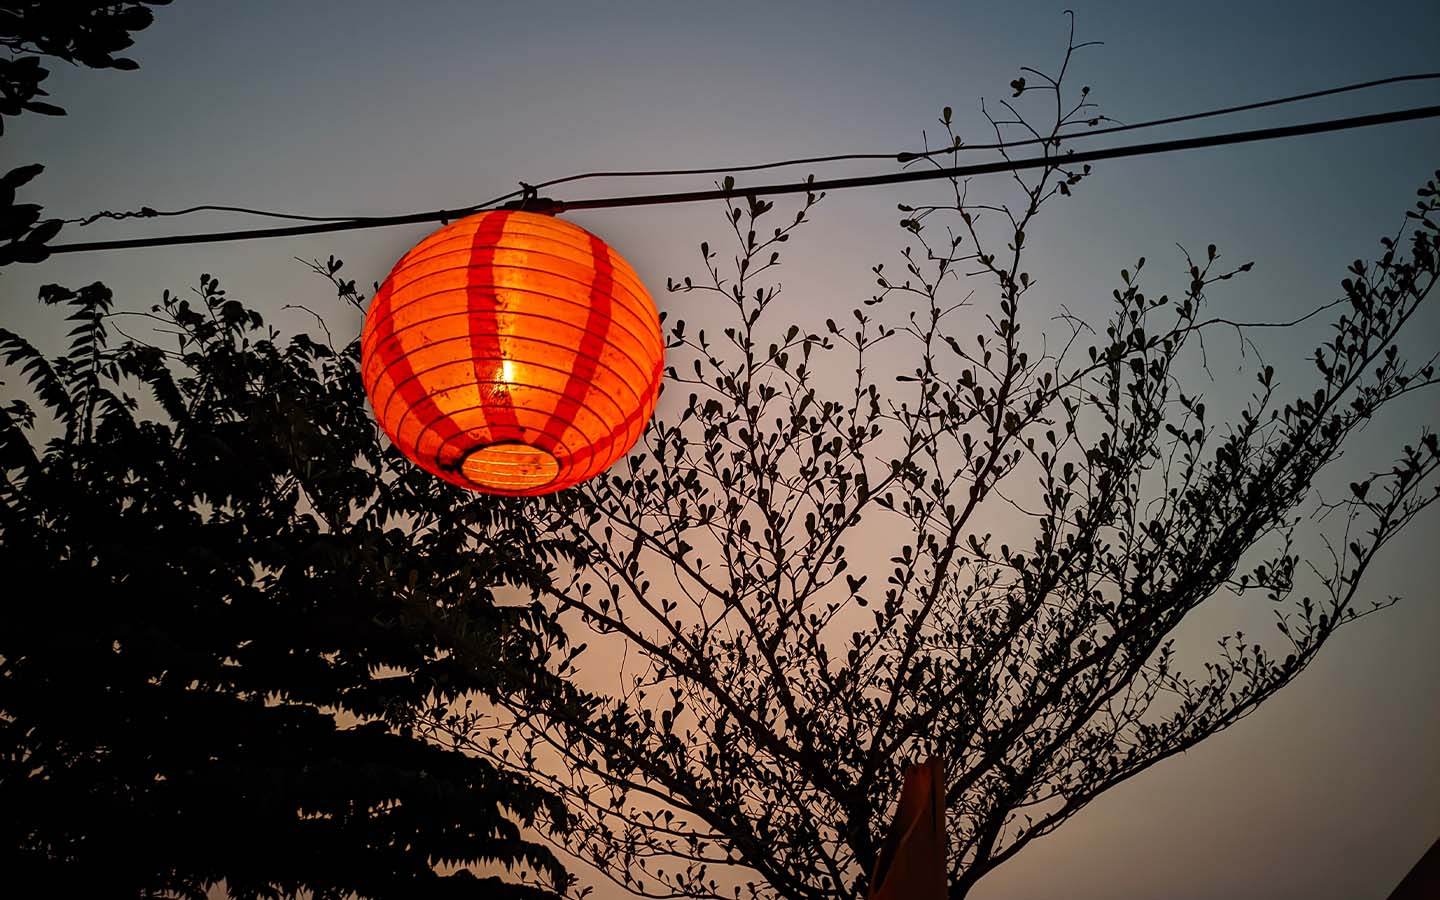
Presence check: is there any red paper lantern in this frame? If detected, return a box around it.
[360,210,664,495]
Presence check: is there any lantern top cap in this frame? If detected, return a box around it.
[499,182,564,216]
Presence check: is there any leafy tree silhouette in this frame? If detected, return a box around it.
[0,270,579,898]
[452,34,1440,900]
[3,5,580,896]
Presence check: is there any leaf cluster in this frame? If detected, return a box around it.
[0,0,167,127]
[0,3,169,268]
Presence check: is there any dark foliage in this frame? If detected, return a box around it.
[0,269,577,899]
[0,0,167,128]
[0,162,59,267]
[1,1,169,265]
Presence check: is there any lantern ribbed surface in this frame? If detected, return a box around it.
[360,210,664,495]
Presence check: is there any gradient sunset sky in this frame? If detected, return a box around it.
[4,2,1438,898]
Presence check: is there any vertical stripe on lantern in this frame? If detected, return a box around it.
[537,233,615,477]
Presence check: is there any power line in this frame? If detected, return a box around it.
[56,72,1440,232]
[46,103,1440,256]
[533,70,1440,181]
[548,104,1440,212]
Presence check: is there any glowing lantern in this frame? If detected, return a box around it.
[360,210,664,495]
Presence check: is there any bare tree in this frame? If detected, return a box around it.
[428,26,1440,900]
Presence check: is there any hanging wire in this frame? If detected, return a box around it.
[44,102,1440,256]
[532,70,1440,182]
[64,204,366,227]
[54,71,1440,234]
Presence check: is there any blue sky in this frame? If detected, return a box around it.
[4,2,1438,897]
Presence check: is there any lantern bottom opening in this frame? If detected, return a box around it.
[460,441,561,493]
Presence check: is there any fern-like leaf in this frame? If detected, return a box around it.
[118,343,188,425]
[0,327,75,435]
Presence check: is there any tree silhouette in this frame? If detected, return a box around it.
[4,9,1436,900]
[450,39,1440,900]
[0,270,579,898]
[2,5,588,896]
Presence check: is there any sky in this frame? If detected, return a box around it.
[4,1,1438,898]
